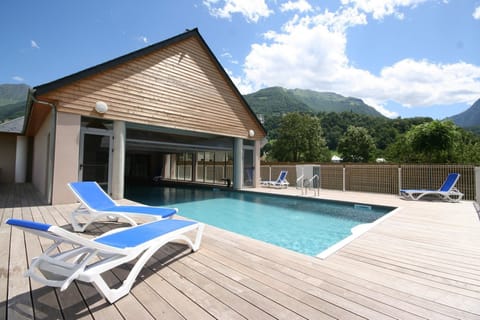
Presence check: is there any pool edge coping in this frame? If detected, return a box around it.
[315,206,402,259]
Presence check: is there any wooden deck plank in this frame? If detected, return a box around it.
[0,191,13,319]
[202,229,419,320]
[24,204,65,320]
[2,184,480,320]
[133,265,217,320]
[7,205,34,320]
[189,249,340,319]
[0,185,14,320]
[38,205,94,320]
[159,263,247,320]
[169,252,301,320]
[125,280,185,320]
[356,231,480,271]
[344,242,480,286]
[212,234,466,320]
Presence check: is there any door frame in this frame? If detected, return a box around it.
[79,127,114,194]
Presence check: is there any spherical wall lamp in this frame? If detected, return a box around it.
[95,101,108,114]
[248,129,255,137]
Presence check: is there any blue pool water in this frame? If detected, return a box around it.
[126,186,395,256]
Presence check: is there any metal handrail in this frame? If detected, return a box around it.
[296,175,304,190]
[307,175,319,196]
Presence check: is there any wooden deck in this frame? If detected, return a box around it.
[1,183,480,319]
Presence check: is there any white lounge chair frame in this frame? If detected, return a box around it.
[68,181,178,232]
[6,218,204,303]
[261,170,290,188]
[400,173,464,202]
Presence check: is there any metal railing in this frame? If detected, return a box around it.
[260,163,479,201]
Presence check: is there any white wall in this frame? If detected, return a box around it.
[51,112,81,204]
[32,112,52,199]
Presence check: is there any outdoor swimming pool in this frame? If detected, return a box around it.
[126,186,396,257]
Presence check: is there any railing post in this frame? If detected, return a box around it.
[475,167,480,204]
[398,166,402,196]
[342,166,346,192]
[318,165,322,194]
[301,166,305,195]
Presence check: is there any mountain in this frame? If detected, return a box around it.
[447,99,480,129]
[0,100,27,123]
[0,84,29,123]
[244,87,385,118]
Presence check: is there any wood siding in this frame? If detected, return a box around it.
[37,36,264,140]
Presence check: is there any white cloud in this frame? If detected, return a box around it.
[473,6,480,19]
[221,51,239,64]
[222,51,233,59]
[12,76,24,82]
[31,40,39,49]
[340,0,429,20]
[363,98,398,118]
[243,8,366,91]
[225,68,254,93]
[239,7,480,117]
[378,59,480,107]
[280,0,312,13]
[203,0,273,22]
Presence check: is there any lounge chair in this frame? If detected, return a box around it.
[261,170,290,188]
[68,181,178,232]
[5,218,204,303]
[400,173,464,202]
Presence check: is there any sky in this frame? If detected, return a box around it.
[1,0,479,119]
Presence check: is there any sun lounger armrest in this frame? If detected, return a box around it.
[6,218,51,231]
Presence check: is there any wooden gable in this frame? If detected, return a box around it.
[34,30,265,139]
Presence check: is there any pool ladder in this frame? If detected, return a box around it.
[298,175,320,197]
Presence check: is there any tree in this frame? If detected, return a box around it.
[385,134,417,162]
[270,113,329,162]
[406,120,459,163]
[338,126,376,162]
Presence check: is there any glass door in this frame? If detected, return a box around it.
[79,129,113,193]
[243,148,254,187]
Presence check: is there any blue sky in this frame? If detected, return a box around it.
[1,0,479,119]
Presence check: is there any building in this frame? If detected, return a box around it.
[6,28,266,204]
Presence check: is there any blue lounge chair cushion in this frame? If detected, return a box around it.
[439,173,459,192]
[70,181,117,210]
[70,182,176,216]
[261,170,289,188]
[68,181,178,232]
[95,219,197,249]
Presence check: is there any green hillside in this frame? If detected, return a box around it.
[243,87,311,115]
[0,84,29,122]
[0,101,27,121]
[448,99,480,129]
[244,87,385,118]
